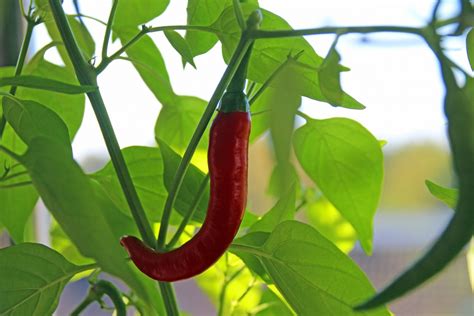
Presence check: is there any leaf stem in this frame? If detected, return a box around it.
[101,0,119,60]
[0,17,36,139]
[166,174,210,250]
[156,35,253,250]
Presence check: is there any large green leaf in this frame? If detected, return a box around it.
[0,243,90,316]
[92,146,168,222]
[213,5,364,109]
[184,0,231,57]
[155,95,209,152]
[232,221,390,315]
[293,118,383,254]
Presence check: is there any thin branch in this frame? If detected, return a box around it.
[296,110,312,122]
[102,0,119,60]
[251,25,424,39]
[96,24,219,73]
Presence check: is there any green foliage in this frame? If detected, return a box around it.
[1,1,470,314]
[232,221,390,315]
[0,243,90,315]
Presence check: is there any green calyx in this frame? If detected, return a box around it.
[219,91,250,113]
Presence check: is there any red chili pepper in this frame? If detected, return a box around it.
[120,93,251,281]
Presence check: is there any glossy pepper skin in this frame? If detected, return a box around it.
[120,103,250,282]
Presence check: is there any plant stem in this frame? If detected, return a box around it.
[157,35,253,250]
[251,25,424,39]
[70,294,96,316]
[0,18,35,139]
[48,1,180,313]
[48,0,155,247]
[166,174,210,250]
[101,0,119,60]
[96,25,219,73]
[159,282,180,316]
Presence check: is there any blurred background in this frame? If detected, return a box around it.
[1,0,473,315]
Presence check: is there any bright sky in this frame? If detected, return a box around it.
[34,0,472,163]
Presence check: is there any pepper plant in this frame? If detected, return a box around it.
[0,0,473,315]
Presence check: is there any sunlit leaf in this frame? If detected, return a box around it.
[293,118,383,254]
[467,28,474,71]
[114,0,170,28]
[232,221,390,315]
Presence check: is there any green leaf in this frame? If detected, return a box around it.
[249,185,296,233]
[185,0,230,57]
[467,28,474,71]
[0,75,96,94]
[116,29,176,106]
[213,5,364,109]
[114,0,170,28]
[92,146,168,222]
[155,95,209,152]
[233,221,391,315]
[158,140,209,222]
[425,180,458,209]
[267,163,299,197]
[164,30,196,68]
[319,42,344,107]
[3,98,72,150]
[293,118,383,254]
[67,15,95,60]
[0,243,89,315]
[304,193,357,253]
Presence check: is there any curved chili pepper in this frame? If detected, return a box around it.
[121,103,250,281]
[355,43,474,310]
[120,31,256,281]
